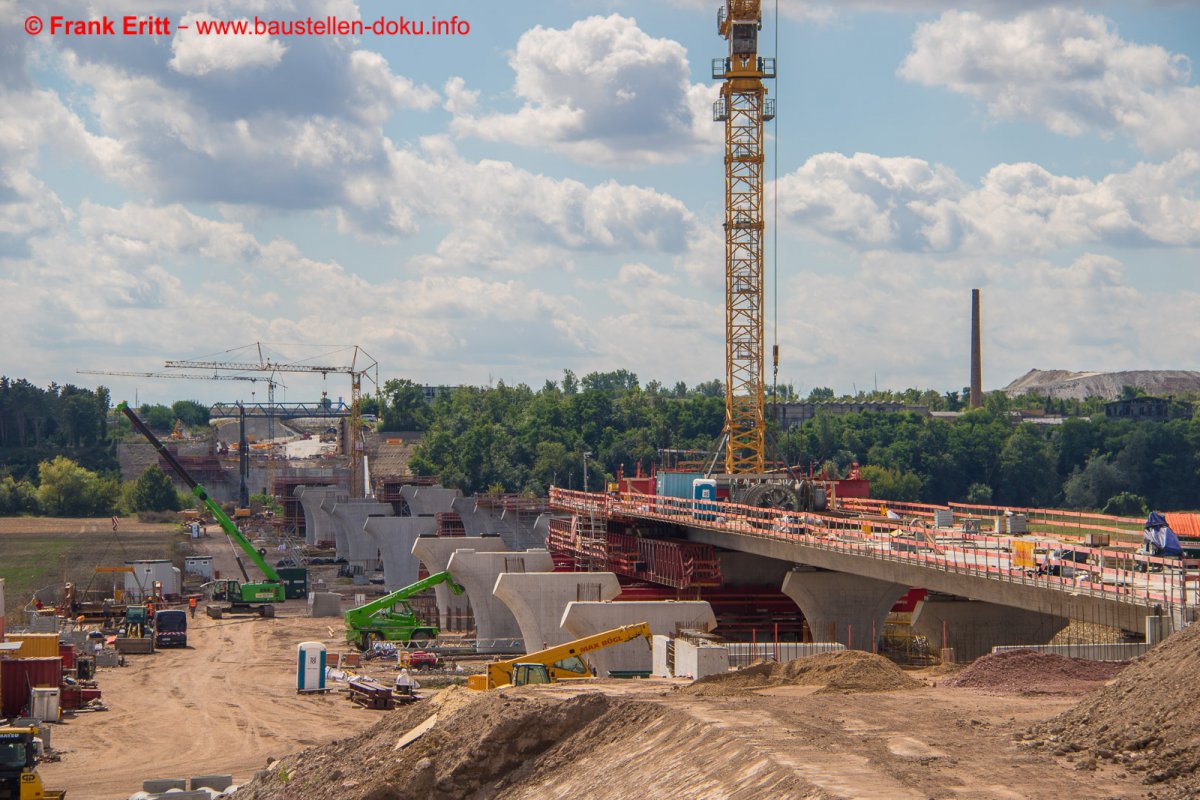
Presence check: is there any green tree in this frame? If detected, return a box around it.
[859,464,922,502]
[171,400,210,427]
[139,404,175,431]
[1062,454,1127,510]
[128,465,181,512]
[0,475,40,514]
[996,424,1056,505]
[36,456,117,516]
[1101,491,1147,517]
[380,378,431,431]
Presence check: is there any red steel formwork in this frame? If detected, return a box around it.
[435,511,466,536]
[546,517,722,590]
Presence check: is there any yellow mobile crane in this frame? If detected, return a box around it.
[467,623,653,691]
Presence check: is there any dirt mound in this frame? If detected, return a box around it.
[685,650,919,697]
[234,687,810,800]
[945,649,1126,695]
[1025,623,1200,797]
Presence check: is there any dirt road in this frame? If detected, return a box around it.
[39,603,381,799]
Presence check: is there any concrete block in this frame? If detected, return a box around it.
[560,601,716,677]
[364,517,436,590]
[190,774,234,791]
[309,593,343,618]
[143,778,186,793]
[911,597,1069,662]
[412,536,507,629]
[782,568,908,652]
[295,486,337,546]
[330,500,394,570]
[652,635,672,677]
[493,571,621,652]
[445,549,554,653]
[675,639,729,679]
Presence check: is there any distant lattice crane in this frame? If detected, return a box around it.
[164,344,379,498]
[713,0,775,475]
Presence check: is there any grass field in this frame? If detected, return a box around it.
[0,517,184,626]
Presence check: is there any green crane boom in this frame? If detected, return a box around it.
[117,401,285,613]
[344,570,463,650]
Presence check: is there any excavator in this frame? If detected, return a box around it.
[118,402,286,618]
[468,622,653,691]
[344,571,464,650]
[0,725,64,799]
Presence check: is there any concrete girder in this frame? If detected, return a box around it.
[781,568,908,652]
[559,601,717,677]
[911,596,1069,662]
[493,572,621,652]
[411,536,507,629]
[445,549,555,653]
[364,517,436,590]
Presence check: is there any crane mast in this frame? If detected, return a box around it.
[715,1,775,475]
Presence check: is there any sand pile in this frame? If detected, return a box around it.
[945,649,1126,695]
[234,687,809,800]
[1025,622,1200,797]
[685,650,919,697]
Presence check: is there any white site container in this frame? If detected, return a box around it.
[30,687,60,723]
[124,560,181,598]
[184,556,214,580]
[297,641,327,692]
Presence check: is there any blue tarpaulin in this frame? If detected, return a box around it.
[1144,512,1183,557]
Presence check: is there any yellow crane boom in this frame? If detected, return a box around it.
[468,622,653,690]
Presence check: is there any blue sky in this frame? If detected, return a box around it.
[2,0,1198,405]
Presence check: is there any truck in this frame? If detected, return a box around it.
[467,622,653,691]
[0,725,65,799]
[117,402,285,619]
[344,571,464,651]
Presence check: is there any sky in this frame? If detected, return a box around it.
[2,0,1199,406]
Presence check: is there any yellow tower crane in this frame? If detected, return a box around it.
[164,344,379,498]
[714,0,775,475]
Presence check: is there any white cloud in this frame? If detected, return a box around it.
[169,14,287,76]
[450,15,720,166]
[899,9,1200,155]
[776,150,1200,253]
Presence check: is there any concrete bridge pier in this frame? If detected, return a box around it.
[329,501,393,571]
[493,572,621,652]
[319,494,348,557]
[560,601,717,677]
[445,549,555,653]
[364,517,436,590]
[782,568,908,652]
[911,595,1069,662]
[295,486,337,546]
[411,536,508,629]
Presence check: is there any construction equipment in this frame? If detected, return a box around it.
[467,622,653,691]
[0,725,65,800]
[165,342,378,498]
[117,402,285,618]
[344,572,463,650]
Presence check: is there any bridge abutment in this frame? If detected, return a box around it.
[782,568,907,651]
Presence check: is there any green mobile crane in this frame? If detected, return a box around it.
[118,402,285,619]
[345,571,464,650]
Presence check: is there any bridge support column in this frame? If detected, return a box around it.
[295,486,337,546]
[911,595,1069,662]
[364,517,436,591]
[444,549,554,653]
[781,568,907,652]
[493,572,621,652]
[560,601,716,677]
[411,536,507,629]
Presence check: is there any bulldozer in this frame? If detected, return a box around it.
[0,725,65,799]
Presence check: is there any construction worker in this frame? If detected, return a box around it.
[188,596,198,619]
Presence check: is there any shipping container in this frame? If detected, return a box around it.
[6,633,60,659]
[58,643,77,671]
[1,657,64,718]
[656,471,704,499]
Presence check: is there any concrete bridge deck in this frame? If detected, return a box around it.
[550,489,1198,637]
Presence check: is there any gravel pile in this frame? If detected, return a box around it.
[1025,622,1200,797]
[945,649,1126,695]
[685,650,919,697]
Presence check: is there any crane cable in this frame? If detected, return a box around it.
[772,0,780,402]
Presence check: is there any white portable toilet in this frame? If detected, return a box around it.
[297,641,327,693]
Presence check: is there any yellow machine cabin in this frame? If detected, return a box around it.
[468,622,653,691]
[0,726,65,800]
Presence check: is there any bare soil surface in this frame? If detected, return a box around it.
[684,650,919,697]
[946,649,1127,695]
[1027,621,1200,798]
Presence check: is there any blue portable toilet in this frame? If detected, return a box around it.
[693,478,718,521]
[297,641,327,693]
